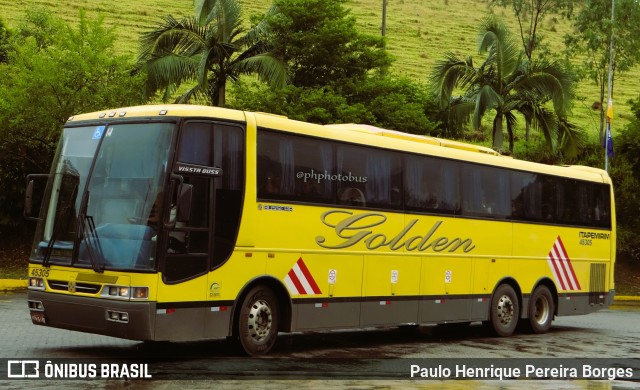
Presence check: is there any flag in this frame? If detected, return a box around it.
[606,98,614,120]
[603,122,614,158]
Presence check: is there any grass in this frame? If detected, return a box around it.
[0,0,638,135]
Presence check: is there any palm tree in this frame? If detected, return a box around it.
[430,16,580,154]
[136,0,288,106]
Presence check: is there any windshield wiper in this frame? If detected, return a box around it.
[79,213,105,273]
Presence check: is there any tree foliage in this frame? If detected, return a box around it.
[565,0,640,139]
[0,10,146,234]
[430,16,581,154]
[489,0,576,61]
[136,0,288,106]
[265,0,392,87]
[0,17,9,63]
[231,77,439,134]
[229,0,437,134]
[608,96,640,258]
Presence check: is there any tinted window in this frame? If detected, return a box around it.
[336,144,402,209]
[404,155,460,214]
[461,164,510,218]
[256,129,611,229]
[258,131,335,203]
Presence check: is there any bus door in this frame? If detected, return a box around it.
[155,120,244,341]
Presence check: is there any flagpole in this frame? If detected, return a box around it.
[605,0,615,172]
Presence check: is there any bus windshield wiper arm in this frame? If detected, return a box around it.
[80,213,105,273]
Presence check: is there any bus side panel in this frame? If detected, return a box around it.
[207,251,268,336]
[269,252,363,331]
[360,255,421,326]
[154,307,208,341]
[419,255,472,323]
[154,274,208,341]
[470,257,491,321]
[292,299,361,331]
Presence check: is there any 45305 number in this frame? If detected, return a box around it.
[31,268,50,278]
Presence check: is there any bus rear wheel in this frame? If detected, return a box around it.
[489,284,519,337]
[238,285,279,356]
[528,285,554,334]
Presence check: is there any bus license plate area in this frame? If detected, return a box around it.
[30,312,46,325]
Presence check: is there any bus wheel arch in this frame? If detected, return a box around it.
[487,278,522,337]
[231,277,292,356]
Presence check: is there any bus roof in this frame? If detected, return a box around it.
[253,112,610,184]
[67,104,611,185]
[67,104,246,123]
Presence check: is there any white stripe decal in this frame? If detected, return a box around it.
[547,236,581,291]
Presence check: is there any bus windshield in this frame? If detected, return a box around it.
[31,122,175,272]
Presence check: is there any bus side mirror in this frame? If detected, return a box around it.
[176,184,193,223]
[24,174,49,220]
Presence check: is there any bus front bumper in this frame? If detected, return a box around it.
[27,290,156,341]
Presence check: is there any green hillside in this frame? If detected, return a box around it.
[1,0,638,137]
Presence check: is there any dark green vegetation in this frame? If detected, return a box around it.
[1,1,639,290]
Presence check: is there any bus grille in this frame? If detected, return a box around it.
[47,280,101,294]
[589,263,607,305]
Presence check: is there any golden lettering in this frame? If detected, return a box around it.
[315,210,476,253]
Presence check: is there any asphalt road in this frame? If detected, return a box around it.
[1,290,639,389]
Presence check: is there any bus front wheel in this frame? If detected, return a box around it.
[527,285,554,334]
[489,284,519,337]
[238,285,279,356]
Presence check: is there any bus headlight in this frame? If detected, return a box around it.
[119,287,129,297]
[28,277,45,290]
[131,287,149,299]
[102,285,149,300]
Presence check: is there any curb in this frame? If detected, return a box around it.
[0,279,28,292]
[611,295,640,307]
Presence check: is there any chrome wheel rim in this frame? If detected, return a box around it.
[497,294,514,325]
[247,299,273,342]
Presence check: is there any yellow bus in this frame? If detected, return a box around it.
[25,104,615,356]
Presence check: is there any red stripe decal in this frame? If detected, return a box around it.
[296,257,322,294]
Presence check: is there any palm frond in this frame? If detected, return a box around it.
[229,53,289,88]
[529,106,558,150]
[472,84,501,129]
[237,3,279,48]
[524,59,575,116]
[138,15,205,63]
[430,53,475,106]
[557,118,586,159]
[142,53,200,99]
[477,16,520,88]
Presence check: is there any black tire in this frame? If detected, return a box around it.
[237,285,279,356]
[489,284,520,337]
[528,285,554,334]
